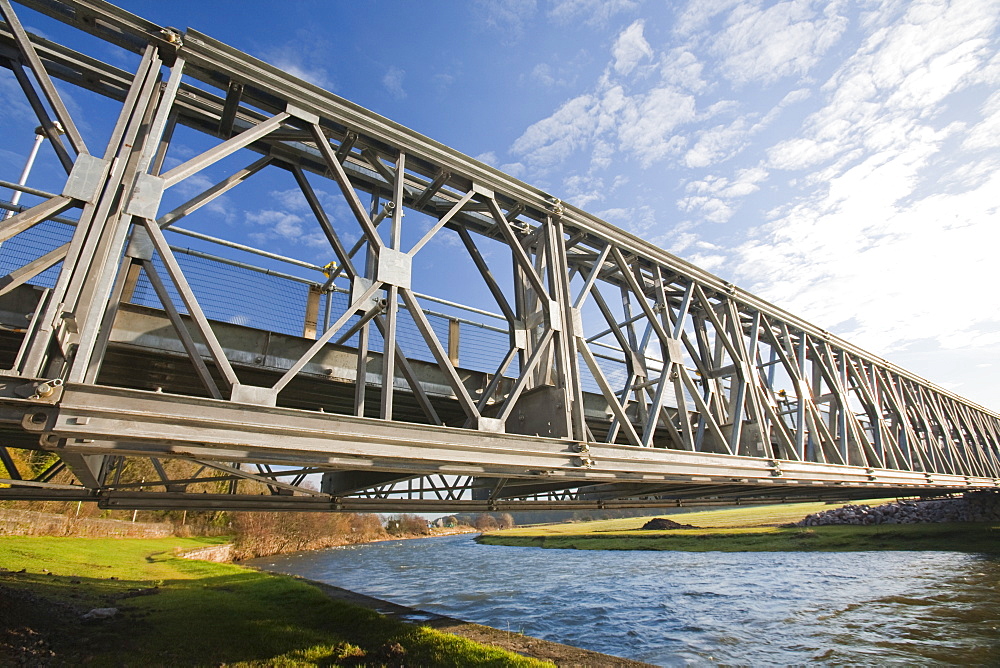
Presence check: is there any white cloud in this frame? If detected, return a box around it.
[163,171,240,225]
[476,151,499,166]
[659,47,708,93]
[963,91,1000,151]
[500,161,526,178]
[562,174,605,208]
[268,188,309,212]
[263,35,335,90]
[678,166,768,223]
[617,87,697,165]
[729,0,1000,359]
[735,164,1000,355]
[677,196,733,223]
[480,152,526,179]
[278,61,332,89]
[247,209,327,248]
[563,173,629,209]
[510,83,694,170]
[712,0,849,85]
[475,0,537,40]
[248,209,303,238]
[383,66,406,99]
[432,73,456,92]
[495,0,1000,407]
[509,1,841,175]
[0,71,35,127]
[768,136,840,170]
[777,0,1000,174]
[691,88,814,169]
[548,0,639,26]
[528,62,578,88]
[596,204,657,237]
[511,93,600,168]
[531,63,558,87]
[262,186,347,222]
[674,0,742,37]
[684,117,749,167]
[612,20,654,75]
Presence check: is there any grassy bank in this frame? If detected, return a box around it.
[0,536,549,667]
[478,501,1000,553]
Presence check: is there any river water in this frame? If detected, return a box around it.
[251,534,1000,666]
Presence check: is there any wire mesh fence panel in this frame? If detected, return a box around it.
[577,351,630,396]
[0,218,74,288]
[321,290,443,363]
[453,321,517,376]
[0,215,571,390]
[129,252,311,337]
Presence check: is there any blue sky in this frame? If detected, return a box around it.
[3,0,1000,410]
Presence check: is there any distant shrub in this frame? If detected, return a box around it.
[231,512,387,560]
[385,513,429,536]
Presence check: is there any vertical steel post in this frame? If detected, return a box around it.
[355,193,378,418]
[447,318,460,367]
[380,152,405,420]
[1,130,45,222]
[303,285,322,339]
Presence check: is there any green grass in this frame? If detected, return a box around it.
[478,501,1000,553]
[0,536,550,667]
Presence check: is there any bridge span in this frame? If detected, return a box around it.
[0,0,998,512]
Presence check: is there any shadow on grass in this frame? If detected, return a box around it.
[2,561,543,667]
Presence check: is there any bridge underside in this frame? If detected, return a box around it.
[0,0,997,511]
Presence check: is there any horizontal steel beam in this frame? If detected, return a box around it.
[17,384,998,491]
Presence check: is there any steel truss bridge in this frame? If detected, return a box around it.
[0,0,997,513]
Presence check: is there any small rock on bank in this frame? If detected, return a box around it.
[640,518,699,530]
[81,608,118,621]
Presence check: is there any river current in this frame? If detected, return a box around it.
[251,534,1000,666]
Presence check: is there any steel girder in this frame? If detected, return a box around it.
[0,0,997,512]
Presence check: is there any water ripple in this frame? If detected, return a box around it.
[251,534,1000,666]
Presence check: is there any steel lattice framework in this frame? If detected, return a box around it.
[0,0,997,512]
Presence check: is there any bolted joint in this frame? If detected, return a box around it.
[160,27,183,45]
[574,456,595,468]
[156,28,183,66]
[15,378,65,402]
[32,378,64,399]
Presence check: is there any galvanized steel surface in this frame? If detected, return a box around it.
[0,0,997,510]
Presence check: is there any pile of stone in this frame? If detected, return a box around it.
[793,491,1000,527]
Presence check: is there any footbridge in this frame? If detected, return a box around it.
[0,0,998,512]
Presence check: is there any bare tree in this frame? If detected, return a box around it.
[473,513,499,531]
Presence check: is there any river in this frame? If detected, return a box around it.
[250,534,1000,666]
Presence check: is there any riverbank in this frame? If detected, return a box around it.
[290,577,652,667]
[478,500,1000,552]
[0,536,552,666]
